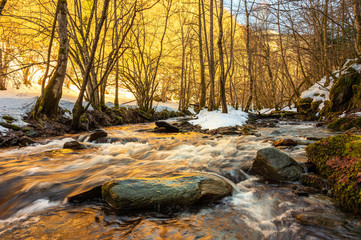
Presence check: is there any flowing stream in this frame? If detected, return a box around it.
[0,119,360,239]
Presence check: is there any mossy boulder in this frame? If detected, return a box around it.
[297,98,321,121]
[101,173,233,210]
[306,134,361,213]
[327,116,361,132]
[252,148,304,182]
[328,68,361,113]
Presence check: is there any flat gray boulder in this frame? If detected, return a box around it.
[102,173,232,210]
[252,147,304,182]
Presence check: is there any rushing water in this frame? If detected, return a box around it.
[0,119,360,239]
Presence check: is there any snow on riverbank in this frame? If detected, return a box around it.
[189,108,248,130]
[0,83,178,134]
[300,58,361,110]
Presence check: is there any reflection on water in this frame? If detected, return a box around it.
[0,120,360,239]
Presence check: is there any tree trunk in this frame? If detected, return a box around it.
[71,0,110,130]
[208,0,216,111]
[198,0,206,110]
[32,0,69,119]
[41,0,60,94]
[355,0,361,55]
[323,0,329,84]
[0,0,7,15]
[0,48,5,90]
[114,0,119,109]
[244,0,253,112]
[218,0,227,113]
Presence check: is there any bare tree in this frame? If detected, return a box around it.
[32,0,69,119]
[198,0,206,110]
[71,0,111,129]
[355,0,361,55]
[208,0,216,111]
[218,0,227,113]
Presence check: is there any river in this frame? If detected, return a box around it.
[0,119,360,239]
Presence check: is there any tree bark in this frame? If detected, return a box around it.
[244,0,254,112]
[114,0,119,109]
[208,0,216,111]
[41,0,61,94]
[218,0,227,113]
[0,0,7,15]
[355,0,361,55]
[0,48,5,90]
[33,0,69,119]
[198,0,206,110]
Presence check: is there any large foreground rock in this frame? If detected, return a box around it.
[102,173,233,210]
[252,148,304,182]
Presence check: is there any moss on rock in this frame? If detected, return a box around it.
[329,69,361,113]
[297,98,321,121]
[306,134,361,213]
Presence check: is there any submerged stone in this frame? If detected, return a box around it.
[63,141,88,150]
[88,129,108,142]
[101,173,232,210]
[252,147,304,182]
[155,121,180,133]
[273,138,298,147]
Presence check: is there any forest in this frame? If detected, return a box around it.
[1,0,361,239]
[0,0,359,122]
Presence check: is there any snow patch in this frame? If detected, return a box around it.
[300,58,361,110]
[189,108,248,130]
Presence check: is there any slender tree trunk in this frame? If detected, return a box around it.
[218,0,227,113]
[179,22,186,111]
[208,0,216,111]
[355,0,361,56]
[198,0,206,110]
[0,48,5,90]
[33,0,69,119]
[71,0,110,130]
[0,0,7,15]
[323,0,329,84]
[244,0,253,112]
[114,0,119,108]
[41,1,61,94]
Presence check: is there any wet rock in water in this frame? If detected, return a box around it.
[270,130,281,135]
[0,135,19,147]
[273,138,298,147]
[296,212,346,228]
[219,130,241,135]
[297,139,314,146]
[68,186,103,203]
[219,168,248,183]
[292,186,321,197]
[300,173,328,191]
[101,173,232,210]
[88,129,108,142]
[63,141,88,150]
[306,136,323,141]
[155,121,180,133]
[252,147,304,182]
[18,136,36,147]
[115,137,146,144]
